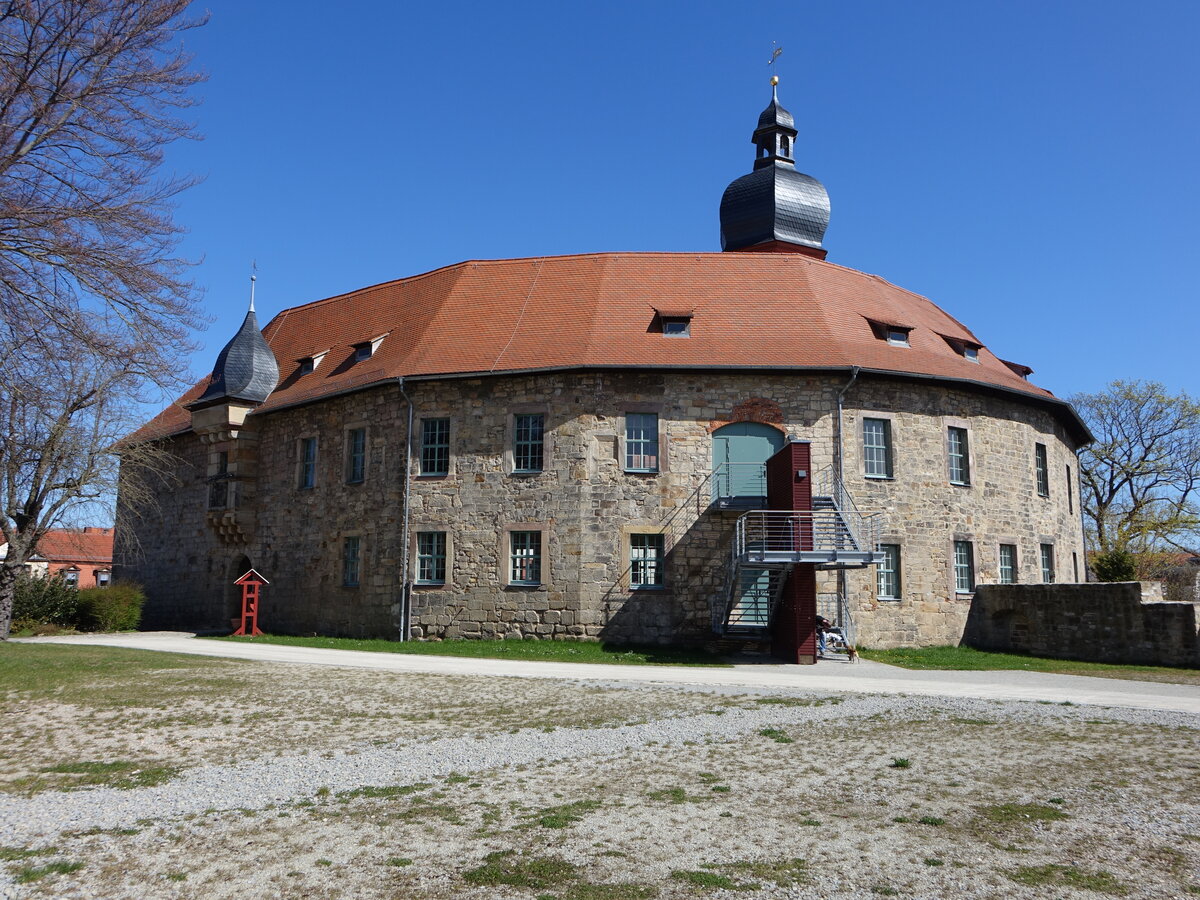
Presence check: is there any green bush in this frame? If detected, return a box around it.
[12,573,78,626]
[1092,549,1137,582]
[76,581,145,632]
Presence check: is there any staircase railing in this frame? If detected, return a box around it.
[733,510,881,560]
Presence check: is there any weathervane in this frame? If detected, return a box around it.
[768,42,782,86]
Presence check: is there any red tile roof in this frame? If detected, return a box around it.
[135,252,1084,441]
[34,529,114,565]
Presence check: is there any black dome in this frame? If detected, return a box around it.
[193,307,279,408]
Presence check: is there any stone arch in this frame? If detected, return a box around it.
[707,397,786,434]
[711,421,787,502]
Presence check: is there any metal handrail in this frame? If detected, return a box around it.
[710,462,768,500]
[733,510,881,560]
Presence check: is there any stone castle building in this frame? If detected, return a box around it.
[118,82,1089,660]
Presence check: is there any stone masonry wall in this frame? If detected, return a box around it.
[963,582,1200,667]
[118,369,1084,647]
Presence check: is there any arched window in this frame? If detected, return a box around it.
[711,422,785,506]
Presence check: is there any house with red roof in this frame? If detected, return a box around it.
[117,81,1088,660]
[0,527,113,588]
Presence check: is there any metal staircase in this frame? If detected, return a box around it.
[712,467,883,636]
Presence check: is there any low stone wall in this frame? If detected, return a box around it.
[962,582,1200,667]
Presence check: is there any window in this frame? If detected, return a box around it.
[299,437,317,489]
[953,541,975,593]
[342,536,361,587]
[1035,443,1049,497]
[416,532,447,585]
[625,413,659,472]
[962,346,979,362]
[1072,552,1079,582]
[509,531,542,585]
[95,570,111,587]
[886,328,909,346]
[345,427,366,484]
[420,418,450,476]
[999,544,1017,584]
[63,569,79,587]
[1041,543,1055,583]
[877,544,901,599]
[208,451,230,508]
[947,427,970,485]
[630,534,665,588]
[513,414,545,473]
[662,318,690,337]
[1066,465,1074,514]
[298,357,314,376]
[863,418,893,478]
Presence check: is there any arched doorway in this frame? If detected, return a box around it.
[226,555,252,629]
[712,422,786,507]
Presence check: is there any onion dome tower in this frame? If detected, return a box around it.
[191,283,279,409]
[719,77,830,258]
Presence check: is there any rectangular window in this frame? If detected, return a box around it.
[877,544,901,599]
[1035,443,1049,497]
[999,544,1017,584]
[1066,465,1074,514]
[416,532,447,585]
[299,437,317,489]
[208,451,230,509]
[953,540,975,593]
[630,534,665,588]
[513,413,545,473]
[863,418,893,478]
[1041,543,1055,583]
[345,428,366,484]
[420,418,450,476]
[625,413,659,472]
[342,536,361,587]
[947,427,970,485]
[1072,551,1079,582]
[509,531,542,585]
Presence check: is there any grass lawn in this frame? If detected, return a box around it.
[859,645,1200,686]
[206,634,731,667]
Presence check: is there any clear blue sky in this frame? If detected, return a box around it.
[164,0,1200,402]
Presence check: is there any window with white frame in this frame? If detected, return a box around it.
[630,533,664,588]
[625,413,659,473]
[63,569,79,587]
[947,427,970,485]
[1040,543,1055,583]
[953,540,975,593]
[1035,443,1049,497]
[999,544,1017,584]
[299,437,317,489]
[513,414,545,473]
[863,418,893,478]
[877,544,901,599]
[416,532,447,585]
[420,418,450,476]
[345,428,366,484]
[342,536,361,586]
[509,531,542,585]
[95,570,111,587]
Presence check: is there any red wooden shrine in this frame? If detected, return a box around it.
[232,569,268,636]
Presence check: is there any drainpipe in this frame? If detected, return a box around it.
[834,367,860,632]
[398,378,414,641]
[834,366,860,482]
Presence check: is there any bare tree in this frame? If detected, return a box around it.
[1073,380,1200,557]
[0,1,206,638]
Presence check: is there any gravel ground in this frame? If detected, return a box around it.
[2,661,1199,899]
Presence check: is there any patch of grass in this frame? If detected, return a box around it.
[858,645,1200,685]
[386,857,413,867]
[0,846,55,861]
[924,858,944,867]
[918,816,945,826]
[15,860,83,883]
[892,816,911,824]
[338,782,432,801]
[949,717,995,725]
[646,787,706,804]
[670,870,746,890]
[528,799,602,829]
[209,634,730,667]
[889,757,911,769]
[979,803,1070,825]
[798,818,820,826]
[752,696,836,707]
[716,858,807,887]
[13,760,180,793]
[166,872,187,881]
[315,858,332,866]
[758,727,793,744]
[871,886,899,896]
[464,850,578,888]
[1005,864,1127,894]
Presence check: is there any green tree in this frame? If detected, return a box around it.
[1072,380,1200,557]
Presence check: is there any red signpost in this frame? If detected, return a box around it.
[232,569,268,636]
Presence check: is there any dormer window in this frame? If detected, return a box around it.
[867,319,912,347]
[352,334,388,362]
[297,350,328,376]
[940,335,982,362]
[653,308,694,338]
[1002,359,1034,380]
